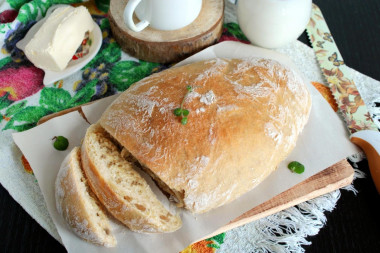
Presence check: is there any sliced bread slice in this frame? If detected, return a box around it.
[81,123,182,233]
[55,147,116,247]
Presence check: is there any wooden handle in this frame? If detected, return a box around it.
[351,130,380,193]
[197,159,354,242]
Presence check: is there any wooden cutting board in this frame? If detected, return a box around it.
[202,159,353,240]
[108,0,224,63]
[38,104,354,240]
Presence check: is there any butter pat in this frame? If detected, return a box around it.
[24,6,94,72]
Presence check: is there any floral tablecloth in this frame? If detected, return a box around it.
[1,0,380,252]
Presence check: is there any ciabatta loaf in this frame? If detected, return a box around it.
[55,147,116,247]
[81,123,182,233]
[99,58,312,213]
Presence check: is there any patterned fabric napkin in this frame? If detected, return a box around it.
[0,1,251,251]
[0,0,378,252]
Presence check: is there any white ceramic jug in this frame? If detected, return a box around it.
[237,0,312,48]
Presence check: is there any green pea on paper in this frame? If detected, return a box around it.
[53,136,69,151]
[288,161,305,174]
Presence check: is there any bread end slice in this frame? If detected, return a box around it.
[55,147,117,247]
[81,123,182,233]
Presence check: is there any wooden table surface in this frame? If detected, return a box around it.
[1,0,380,252]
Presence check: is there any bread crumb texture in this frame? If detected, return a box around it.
[100,58,312,213]
[55,147,117,247]
[81,124,182,233]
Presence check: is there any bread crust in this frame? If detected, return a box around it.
[81,124,182,233]
[55,147,116,247]
[99,58,312,213]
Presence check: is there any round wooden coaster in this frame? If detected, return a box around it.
[108,0,224,63]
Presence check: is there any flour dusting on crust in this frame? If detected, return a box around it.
[100,58,311,214]
[200,90,216,105]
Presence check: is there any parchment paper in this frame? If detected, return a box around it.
[13,41,359,253]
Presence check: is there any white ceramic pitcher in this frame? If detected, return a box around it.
[237,0,312,48]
